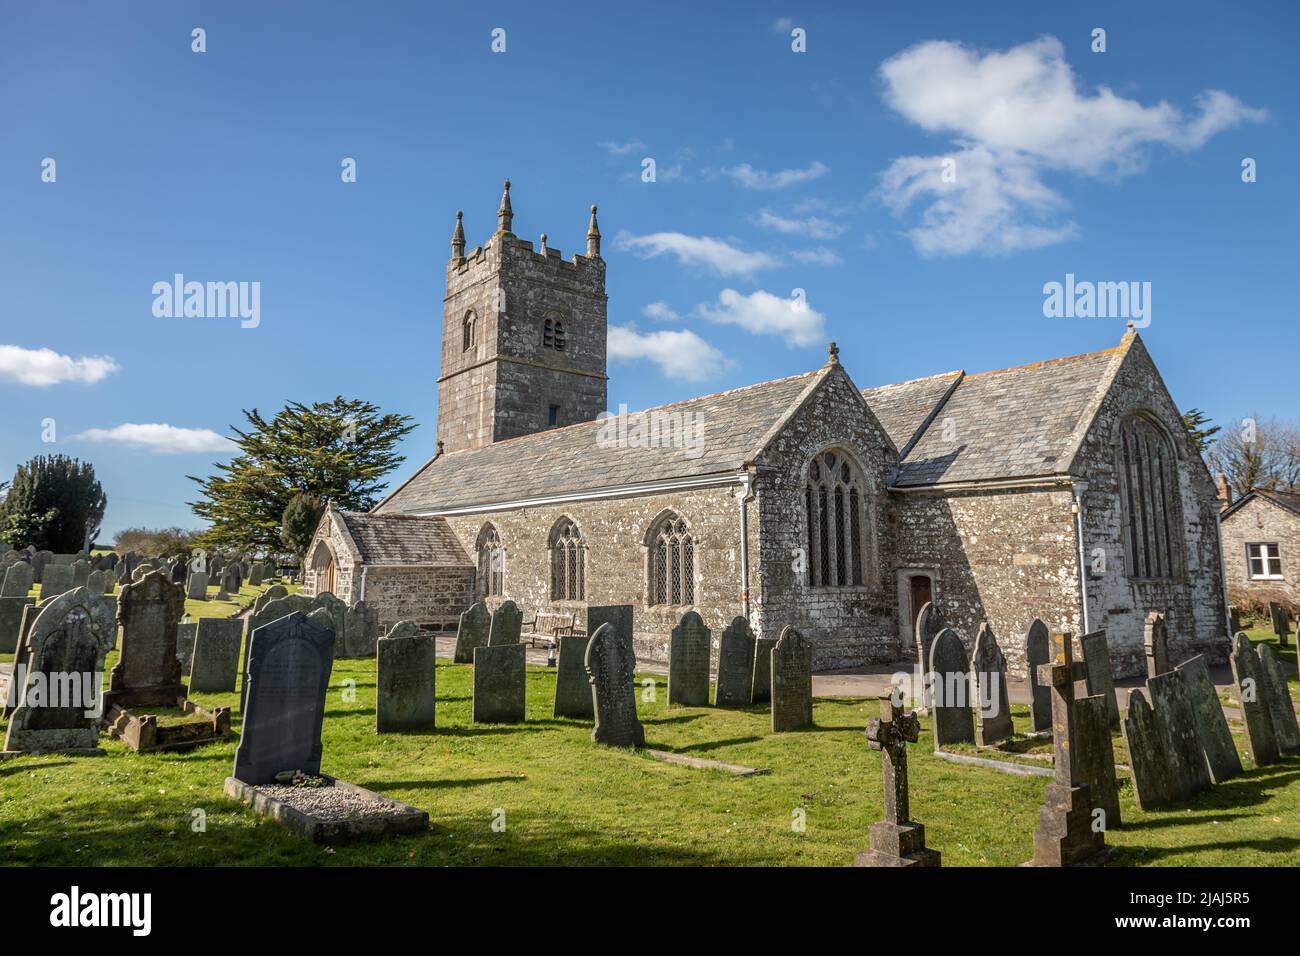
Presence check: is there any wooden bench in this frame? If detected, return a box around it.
[521,610,577,647]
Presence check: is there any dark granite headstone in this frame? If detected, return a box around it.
[668,610,710,706]
[0,595,34,654]
[972,623,1012,746]
[1269,601,1291,647]
[472,643,526,723]
[1175,654,1242,783]
[1025,618,1051,733]
[553,633,594,719]
[377,621,436,732]
[1258,643,1300,755]
[1228,605,1241,636]
[105,570,187,710]
[453,602,489,664]
[38,564,74,602]
[190,618,243,693]
[221,562,243,595]
[232,611,335,784]
[751,637,776,704]
[771,626,813,732]
[1123,689,1176,810]
[487,599,523,646]
[1147,667,1212,804]
[586,604,633,647]
[928,628,973,748]
[1072,694,1121,828]
[176,622,198,675]
[1230,632,1279,767]
[585,621,644,747]
[1144,612,1170,679]
[714,616,755,707]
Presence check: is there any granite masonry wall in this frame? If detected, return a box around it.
[1221,497,1300,611]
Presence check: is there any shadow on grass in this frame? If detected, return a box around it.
[1116,835,1300,864]
[668,736,764,754]
[353,775,524,791]
[0,758,73,778]
[646,713,707,726]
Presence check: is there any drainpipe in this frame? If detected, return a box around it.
[359,564,368,603]
[737,472,755,619]
[1215,508,1231,639]
[1072,479,1091,634]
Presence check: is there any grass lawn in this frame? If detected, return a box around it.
[3,651,1298,867]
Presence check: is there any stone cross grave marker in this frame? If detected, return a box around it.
[377,621,437,732]
[231,611,335,784]
[928,628,974,748]
[1176,655,1242,783]
[714,616,755,707]
[585,621,645,747]
[972,623,1012,746]
[453,602,490,664]
[750,636,776,704]
[553,633,594,719]
[1079,630,1120,729]
[854,694,941,867]
[771,626,813,732]
[190,618,243,693]
[1258,643,1300,755]
[668,610,710,706]
[1144,612,1170,679]
[487,599,523,646]
[1147,667,1212,804]
[1025,618,1051,733]
[472,643,526,723]
[1230,632,1279,767]
[105,570,187,710]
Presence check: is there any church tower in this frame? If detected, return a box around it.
[436,181,608,455]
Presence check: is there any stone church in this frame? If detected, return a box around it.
[303,182,1230,678]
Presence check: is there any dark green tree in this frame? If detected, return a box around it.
[0,455,107,552]
[189,397,415,552]
[281,492,326,559]
[1182,408,1221,456]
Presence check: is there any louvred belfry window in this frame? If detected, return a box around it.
[805,449,866,588]
[649,514,695,606]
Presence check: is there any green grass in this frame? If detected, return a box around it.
[3,654,1298,867]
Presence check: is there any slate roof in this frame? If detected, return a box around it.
[860,371,961,457]
[338,511,472,566]
[377,369,824,513]
[1222,489,1300,522]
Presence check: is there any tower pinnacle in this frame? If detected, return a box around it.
[451,210,465,259]
[586,204,601,258]
[497,179,513,234]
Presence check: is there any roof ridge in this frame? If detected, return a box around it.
[862,369,963,393]
[962,344,1122,380]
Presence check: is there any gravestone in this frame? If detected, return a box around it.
[0,595,34,654]
[190,618,243,693]
[714,616,756,707]
[186,571,210,601]
[487,599,523,646]
[39,563,74,602]
[928,628,974,747]
[1144,612,1169,679]
[914,602,940,703]
[1025,618,1051,733]
[31,550,50,583]
[1026,630,1113,867]
[176,622,198,675]
[1228,605,1241,636]
[553,634,594,719]
[1147,668,1212,804]
[472,643,526,723]
[71,560,90,588]
[376,621,437,732]
[1073,694,1121,828]
[3,588,117,755]
[972,623,1012,746]
[750,637,776,704]
[2,561,34,597]
[1258,643,1300,755]
[586,605,633,648]
[86,569,111,595]
[221,563,243,595]
[585,621,645,747]
[1269,601,1290,647]
[1079,630,1120,729]
[1230,632,1279,767]
[231,611,335,784]
[1123,689,1177,810]
[1176,655,1242,783]
[168,560,188,586]
[314,592,348,657]
[248,562,266,587]
[667,610,710,706]
[771,626,813,732]
[343,600,380,657]
[854,694,940,867]
[251,584,287,616]
[453,602,490,664]
[105,570,187,710]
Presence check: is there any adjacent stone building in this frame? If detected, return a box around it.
[303,183,1230,678]
[1220,489,1300,612]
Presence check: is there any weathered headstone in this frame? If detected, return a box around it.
[314,591,348,658]
[453,602,490,664]
[854,694,940,867]
[472,643,526,723]
[176,622,198,675]
[38,563,74,602]
[1025,618,1051,733]
[3,588,116,754]
[186,571,210,601]
[553,633,594,718]
[2,561,34,597]
[343,600,380,657]
[251,584,287,617]
[586,605,633,648]
[0,595,34,654]
[667,610,710,706]
[714,616,755,707]
[376,621,436,731]
[1228,605,1241,636]
[928,628,974,748]
[1258,643,1300,755]
[248,562,265,587]
[1269,601,1291,647]
[168,560,188,586]
[1026,630,1113,867]
[487,599,523,646]
[1073,694,1121,828]
[1176,655,1243,783]
[1123,689,1177,810]
[231,611,335,784]
[1143,611,1170,679]
[750,636,776,704]
[1079,629,1120,729]
[105,570,187,710]
[70,559,90,588]
[771,626,813,732]
[1147,668,1212,804]
[972,623,1012,746]
[1230,632,1280,767]
[585,621,644,747]
[86,569,112,595]
[221,563,243,595]
[914,602,940,704]
[190,618,243,693]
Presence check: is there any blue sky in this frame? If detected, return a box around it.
[2,1,1296,538]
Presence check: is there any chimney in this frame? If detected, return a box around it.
[1217,472,1232,513]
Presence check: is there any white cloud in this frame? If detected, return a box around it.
[71,423,236,454]
[723,161,828,190]
[614,230,778,277]
[598,139,645,156]
[753,208,847,240]
[0,345,119,386]
[642,301,681,322]
[695,288,826,347]
[790,246,842,266]
[772,17,794,33]
[877,36,1267,255]
[608,325,730,381]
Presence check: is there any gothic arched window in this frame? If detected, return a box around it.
[543,315,566,351]
[1119,415,1181,579]
[805,449,865,587]
[476,523,504,597]
[549,518,585,601]
[647,513,695,606]
[462,310,476,352]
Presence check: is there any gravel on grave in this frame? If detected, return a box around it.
[257,784,413,822]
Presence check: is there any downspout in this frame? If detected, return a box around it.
[738,472,755,619]
[1215,508,1231,639]
[359,564,368,603]
[1072,479,1091,634]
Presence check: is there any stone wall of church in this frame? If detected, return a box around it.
[363,566,475,634]
[302,517,361,604]
[1221,498,1300,610]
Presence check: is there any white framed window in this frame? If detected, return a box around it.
[1247,543,1283,580]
